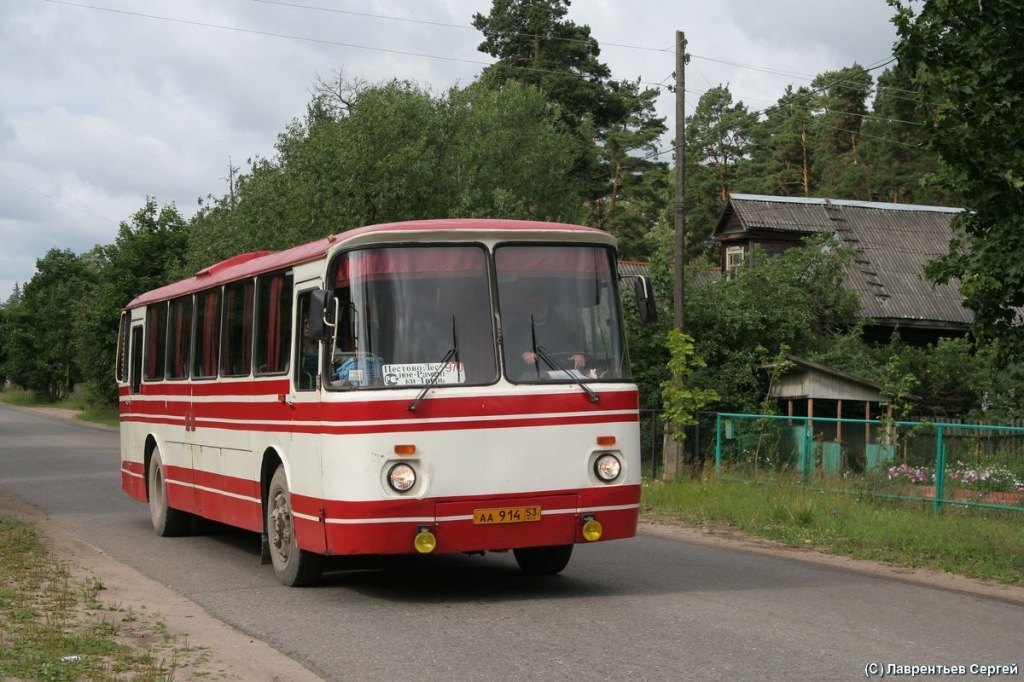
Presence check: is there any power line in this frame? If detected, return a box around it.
[0,170,118,224]
[42,0,494,67]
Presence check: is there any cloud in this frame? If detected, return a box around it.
[0,0,898,302]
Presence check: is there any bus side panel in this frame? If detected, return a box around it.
[192,464,263,532]
[121,460,147,502]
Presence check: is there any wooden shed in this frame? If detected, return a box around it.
[769,355,894,473]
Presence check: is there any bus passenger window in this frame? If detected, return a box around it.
[255,272,293,375]
[144,302,168,382]
[222,280,254,377]
[193,289,221,379]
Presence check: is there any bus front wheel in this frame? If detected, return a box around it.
[148,447,190,537]
[513,544,573,575]
[266,466,324,587]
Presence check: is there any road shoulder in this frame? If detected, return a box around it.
[639,518,1024,606]
[0,492,324,682]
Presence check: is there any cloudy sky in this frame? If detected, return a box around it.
[0,0,900,302]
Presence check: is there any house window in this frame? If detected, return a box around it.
[726,245,745,272]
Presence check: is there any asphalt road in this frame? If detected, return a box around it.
[1,404,1022,681]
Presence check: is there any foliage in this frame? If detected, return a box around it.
[684,86,758,259]
[741,85,816,197]
[78,200,189,404]
[184,79,584,272]
[2,249,91,402]
[622,251,673,412]
[661,330,720,443]
[473,0,616,129]
[472,0,667,227]
[892,0,1024,353]
[685,236,859,411]
[859,62,948,205]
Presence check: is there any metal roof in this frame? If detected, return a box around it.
[717,194,972,330]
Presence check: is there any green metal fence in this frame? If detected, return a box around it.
[713,413,1024,513]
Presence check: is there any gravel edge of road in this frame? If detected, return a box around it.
[0,491,325,682]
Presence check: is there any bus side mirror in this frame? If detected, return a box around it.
[309,289,336,341]
[632,276,657,324]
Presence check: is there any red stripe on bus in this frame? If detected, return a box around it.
[121,389,638,422]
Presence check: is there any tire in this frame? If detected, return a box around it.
[513,544,573,576]
[148,447,190,537]
[266,466,324,587]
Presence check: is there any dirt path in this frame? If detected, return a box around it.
[1,492,324,682]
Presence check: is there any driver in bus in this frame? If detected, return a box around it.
[507,289,586,376]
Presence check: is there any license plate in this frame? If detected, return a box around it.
[473,505,542,525]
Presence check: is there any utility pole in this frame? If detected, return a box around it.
[673,31,687,333]
[664,30,688,482]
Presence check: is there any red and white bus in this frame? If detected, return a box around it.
[117,218,655,586]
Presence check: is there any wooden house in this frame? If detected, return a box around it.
[713,193,971,343]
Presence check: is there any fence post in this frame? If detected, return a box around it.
[661,424,684,481]
[802,419,812,486]
[715,413,722,476]
[934,425,946,515]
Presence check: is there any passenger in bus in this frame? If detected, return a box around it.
[507,290,586,376]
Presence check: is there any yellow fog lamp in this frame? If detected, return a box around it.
[581,514,603,542]
[414,526,436,554]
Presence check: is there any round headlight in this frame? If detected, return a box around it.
[387,463,417,492]
[594,453,621,482]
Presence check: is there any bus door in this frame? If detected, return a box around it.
[120,318,145,470]
[292,288,323,440]
[286,286,321,524]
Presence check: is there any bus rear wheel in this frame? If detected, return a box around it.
[266,466,324,587]
[148,447,190,537]
[513,544,573,575]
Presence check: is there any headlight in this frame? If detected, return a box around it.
[594,453,621,482]
[387,463,417,492]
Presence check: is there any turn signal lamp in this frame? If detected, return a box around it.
[414,527,437,553]
[582,515,603,542]
[596,436,617,446]
[394,444,417,456]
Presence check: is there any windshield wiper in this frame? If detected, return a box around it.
[408,316,460,412]
[536,342,598,401]
[528,315,598,401]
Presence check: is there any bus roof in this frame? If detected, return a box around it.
[125,218,612,309]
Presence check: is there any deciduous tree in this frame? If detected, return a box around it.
[892,0,1024,350]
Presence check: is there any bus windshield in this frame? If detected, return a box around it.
[329,245,497,388]
[496,245,628,383]
[326,242,628,389]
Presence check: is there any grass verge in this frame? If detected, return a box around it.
[642,477,1024,587]
[0,388,119,427]
[0,514,210,681]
